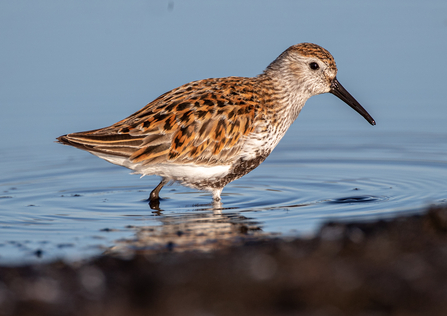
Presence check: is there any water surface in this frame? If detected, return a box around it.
[1,0,447,264]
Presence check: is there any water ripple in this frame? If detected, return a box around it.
[1,146,447,263]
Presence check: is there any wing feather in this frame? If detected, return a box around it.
[57,77,264,167]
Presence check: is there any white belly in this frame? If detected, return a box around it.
[91,152,231,183]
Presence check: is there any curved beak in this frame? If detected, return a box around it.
[330,77,376,126]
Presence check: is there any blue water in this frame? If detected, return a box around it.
[1,1,447,264]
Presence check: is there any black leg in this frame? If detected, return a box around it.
[149,178,168,202]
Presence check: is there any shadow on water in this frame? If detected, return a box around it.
[326,195,385,204]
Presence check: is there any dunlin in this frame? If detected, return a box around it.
[58,43,375,204]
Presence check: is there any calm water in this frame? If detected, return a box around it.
[1,1,447,264]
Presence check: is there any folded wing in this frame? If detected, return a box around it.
[57,77,263,167]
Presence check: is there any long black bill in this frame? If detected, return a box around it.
[330,77,376,126]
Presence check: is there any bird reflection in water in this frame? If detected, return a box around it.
[105,201,277,257]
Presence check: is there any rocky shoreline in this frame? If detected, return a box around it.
[2,206,447,316]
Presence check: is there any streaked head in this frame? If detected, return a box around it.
[267,43,375,125]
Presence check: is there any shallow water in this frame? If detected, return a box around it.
[1,1,447,264]
[1,128,446,264]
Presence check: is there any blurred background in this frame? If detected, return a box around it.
[2,0,446,141]
[1,0,446,264]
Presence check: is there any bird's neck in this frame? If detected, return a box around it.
[258,68,311,125]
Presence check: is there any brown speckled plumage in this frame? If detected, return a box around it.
[58,43,375,203]
[60,77,267,166]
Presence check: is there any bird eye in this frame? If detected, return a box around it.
[309,62,319,70]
